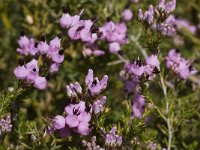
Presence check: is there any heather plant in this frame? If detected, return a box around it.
[0,0,200,149]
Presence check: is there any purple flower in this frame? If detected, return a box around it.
[59,13,73,29]
[49,36,61,50]
[122,9,133,21]
[93,96,107,114]
[53,115,65,130]
[50,63,60,74]
[132,93,145,119]
[66,82,83,98]
[14,65,27,80]
[166,49,197,79]
[85,69,94,87]
[65,115,79,128]
[93,50,105,56]
[164,0,176,14]
[63,101,91,136]
[38,40,49,55]
[18,35,30,48]
[126,61,145,77]
[88,74,108,97]
[0,115,12,136]
[157,0,176,14]
[77,122,90,136]
[78,111,91,122]
[146,54,160,69]
[51,50,64,63]
[26,59,39,83]
[138,5,154,24]
[17,35,37,56]
[33,76,47,90]
[105,127,122,147]
[109,42,121,54]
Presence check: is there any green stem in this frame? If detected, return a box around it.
[160,74,172,150]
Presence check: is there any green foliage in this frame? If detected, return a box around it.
[0,0,200,149]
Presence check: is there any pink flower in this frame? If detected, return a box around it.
[14,65,27,80]
[78,111,91,122]
[51,50,64,63]
[59,13,73,28]
[53,115,65,130]
[146,54,160,69]
[122,9,133,21]
[85,69,94,86]
[93,96,107,114]
[33,76,47,90]
[50,63,60,73]
[38,40,49,55]
[109,42,121,54]
[65,115,79,128]
[26,59,39,83]
[77,122,90,136]
[93,50,105,56]
[18,35,30,48]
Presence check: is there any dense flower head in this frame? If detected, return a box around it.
[99,21,128,44]
[138,0,177,36]
[131,92,145,119]
[156,15,176,36]
[51,69,109,137]
[120,55,160,94]
[105,126,122,147]
[59,9,100,44]
[14,33,65,89]
[138,5,154,25]
[17,35,38,56]
[14,58,47,90]
[0,115,12,136]
[165,49,197,79]
[52,101,91,136]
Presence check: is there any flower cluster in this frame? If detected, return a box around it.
[53,101,91,136]
[138,0,177,36]
[121,54,160,93]
[105,126,122,147]
[0,115,12,136]
[82,136,104,150]
[60,7,133,56]
[100,21,128,54]
[52,69,108,136]
[59,8,105,57]
[60,8,99,43]
[14,34,64,90]
[120,54,160,118]
[14,59,47,90]
[165,49,197,79]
